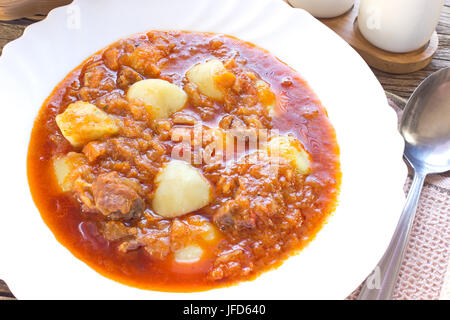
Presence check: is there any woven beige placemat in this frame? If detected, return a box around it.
[347,92,450,300]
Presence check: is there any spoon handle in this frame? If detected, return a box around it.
[358,171,426,300]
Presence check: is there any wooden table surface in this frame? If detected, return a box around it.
[0,1,449,300]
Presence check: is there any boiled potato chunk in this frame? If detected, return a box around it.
[152,160,212,218]
[174,244,203,263]
[267,136,311,175]
[200,221,217,242]
[53,152,87,192]
[186,59,231,101]
[55,101,119,147]
[127,79,187,119]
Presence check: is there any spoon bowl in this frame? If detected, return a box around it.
[400,67,450,174]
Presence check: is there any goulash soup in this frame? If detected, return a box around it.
[27,31,341,291]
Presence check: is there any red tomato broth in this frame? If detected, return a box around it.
[27,31,341,292]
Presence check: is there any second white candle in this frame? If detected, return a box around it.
[358,0,445,53]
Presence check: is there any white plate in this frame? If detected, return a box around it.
[0,0,406,299]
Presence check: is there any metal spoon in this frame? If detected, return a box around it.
[358,67,450,300]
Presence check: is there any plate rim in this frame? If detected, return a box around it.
[0,0,407,299]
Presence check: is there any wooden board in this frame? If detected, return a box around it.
[319,2,439,74]
[0,0,72,21]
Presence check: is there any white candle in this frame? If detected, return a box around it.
[358,0,445,53]
[287,0,355,18]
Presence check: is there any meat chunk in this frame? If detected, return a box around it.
[212,152,302,236]
[209,246,251,281]
[137,229,171,260]
[92,172,144,220]
[103,47,120,71]
[100,221,137,241]
[82,141,108,162]
[99,219,171,259]
[116,66,143,90]
[213,199,255,233]
[119,40,171,77]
